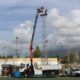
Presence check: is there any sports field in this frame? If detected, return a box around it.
[0,77,80,80]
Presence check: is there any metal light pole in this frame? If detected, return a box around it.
[16,36,19,58]
[59,42,63,58]
[42,16,48,64]
[67,49,69,63]
[38,7,48,64]
[57,42,64,63]
[3,47,6,58]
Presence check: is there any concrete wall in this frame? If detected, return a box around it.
[0,58,58,75]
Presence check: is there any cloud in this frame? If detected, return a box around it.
[0,0,23,7]
[1,8,80,56]
[0,20,33,57]
[13,20,32,43]
[0,40,11,56]
[0,0,80,56]
[11,20,33,56]
[0,0,48,8]
[47,8,80,48]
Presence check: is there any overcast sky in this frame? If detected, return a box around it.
[0,0,80,57]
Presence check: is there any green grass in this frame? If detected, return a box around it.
[0,77,80,80]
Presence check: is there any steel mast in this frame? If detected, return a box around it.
[40,7,48,65]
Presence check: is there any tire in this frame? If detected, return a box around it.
[50,72,55,77]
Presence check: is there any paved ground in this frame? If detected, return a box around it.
[0,77,80,80]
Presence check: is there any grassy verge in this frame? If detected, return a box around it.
[0,77,80,80]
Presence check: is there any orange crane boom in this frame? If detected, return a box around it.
[30,11,38,65]
[29,7,47,65]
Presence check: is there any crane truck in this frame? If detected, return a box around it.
[29,7,62,77]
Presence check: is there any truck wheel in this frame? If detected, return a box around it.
[50,72,55,77]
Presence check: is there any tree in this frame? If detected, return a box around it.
[61,56,68,64]
[78,52,80,63]
[69,52,76,63]
[0,55,2,58]
[33,46,41,58]
[7,55,13,58]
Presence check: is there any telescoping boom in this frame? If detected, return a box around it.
[29,7,47,65]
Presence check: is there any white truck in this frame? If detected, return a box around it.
[34,63,62,77]
[28,7,62,77]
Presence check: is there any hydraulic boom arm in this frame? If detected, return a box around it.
[29,7,47,65]
[30,12,38,65]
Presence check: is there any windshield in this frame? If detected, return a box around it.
[74,69,80,71]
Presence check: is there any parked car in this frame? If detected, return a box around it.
[65,68,80,77]
[70,68,80,77]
